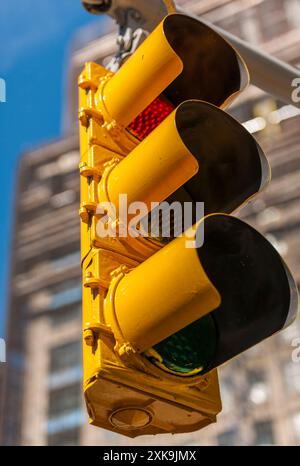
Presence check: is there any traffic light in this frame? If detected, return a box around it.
[79,13,298,437]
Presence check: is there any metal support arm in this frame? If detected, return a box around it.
[177,7,300,108]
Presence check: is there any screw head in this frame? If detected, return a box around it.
[84,329,95,346]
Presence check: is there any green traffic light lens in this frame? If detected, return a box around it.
[144,314,217,376]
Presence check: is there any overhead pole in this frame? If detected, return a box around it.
[177,6,300,109]
[163,0,177,14]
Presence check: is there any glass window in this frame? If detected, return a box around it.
[51,251,80,271]
[47,408,84,436]
[219,376,235,414]
[50,190,77,209]
[280,313,300,343]
[217,428,237,446]
[49,341,81,374]
[8,351,25,370]
[248,370,270,405]
[284,361,300,393]
[20,184,51,211]
[48,366,82,390]
[49,304,81,327]
[49,384,81,419]
[292,413,300,442]
[49,285,82,310]
[254,420,275,445]
[284,0,300,29]
[58,152,79,173]
[258,0,289,42]
[36,151,79,180]
[241,10,262,44]
[47,428,80,446]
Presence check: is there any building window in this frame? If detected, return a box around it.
[49,284,82,310]
[47,345,83,439]
[217,428,237,446]
[284,361,300,393]
[292,413,300,443]
[48,366,82,390]
[49,341,81,374]
[280,313,300,343]
[49,384,81,419]
[219,376,235,414]
[257,0,290,42]
[29,280,81,314]
[36,151,79,180]
[47,408,84,436]
[284,0,300,29]
[49,304,81,327]
[50,190,77,209]
[254,420,275,445]
[51,251,80,272]
[241,10,262,44]
[20,184,52,211]
[47,428,80,446]
[248,370,270,405]
[8,351,25,370]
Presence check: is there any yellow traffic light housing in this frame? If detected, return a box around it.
[79,13,298,437]
[96,13,248,128]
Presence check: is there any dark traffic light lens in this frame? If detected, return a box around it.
[145,314,217,376]
[144,214,297,377]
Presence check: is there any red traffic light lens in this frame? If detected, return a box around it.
[129,95,174,140]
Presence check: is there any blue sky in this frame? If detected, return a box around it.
[0,1,108,336]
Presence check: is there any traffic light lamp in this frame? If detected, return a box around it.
[79,13,298,437]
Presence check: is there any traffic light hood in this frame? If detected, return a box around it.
[102,213,298,377]
[100,14,249,128]
[172,100,270,215]
[146,215,299,376]
[103,100,270,221]
[162,14,248,109]
[197,214,298,372]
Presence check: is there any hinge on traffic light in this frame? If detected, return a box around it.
[106,9,149,72]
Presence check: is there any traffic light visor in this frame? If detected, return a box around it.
[145,215,298,376]
[103,101,270,224]
[101,14,249,128]
[172,101,270,215]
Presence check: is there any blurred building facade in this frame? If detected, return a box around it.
[1,0,300,446]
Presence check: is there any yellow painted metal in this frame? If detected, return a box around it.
[78,62,138,155]
[78,61,145,263]
[84,347,221,437]
[104,223,221,354]
[101,20,183,128]
[102,105,199,213]
[78,10,297,437]
[82,248,222,437]
[100,14,249,128]
[78,28,224,437]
